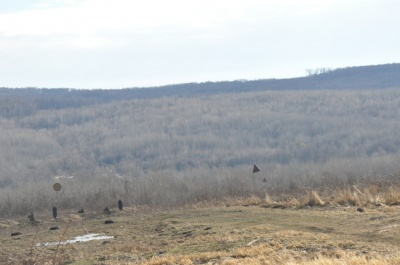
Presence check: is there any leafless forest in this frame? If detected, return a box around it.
[1,87,400,216]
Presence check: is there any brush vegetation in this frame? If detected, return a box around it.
[1,66,400,263]
[1,87,400,215]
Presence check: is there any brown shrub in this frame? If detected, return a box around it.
[307,191,325,206]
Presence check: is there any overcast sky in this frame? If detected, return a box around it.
[1,0,399,89]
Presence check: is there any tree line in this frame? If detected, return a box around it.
[0,87,400,215]
[1,63,400,119]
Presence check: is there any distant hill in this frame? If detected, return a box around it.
[0,63,399,114]
[157,63,400,93]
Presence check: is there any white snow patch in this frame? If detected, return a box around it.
[36,233,114,247]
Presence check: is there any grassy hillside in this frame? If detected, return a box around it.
[2,203,400,264]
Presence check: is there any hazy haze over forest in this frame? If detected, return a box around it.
[1,0,400,89]
[1,0,400,215]
[1,64,400,215]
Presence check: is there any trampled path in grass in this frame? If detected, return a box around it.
[1,204,400,264]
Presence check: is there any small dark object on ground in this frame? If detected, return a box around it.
[263,178,267,182]
[78,209,84,214]
[105,220,115,224]
[50,226,60,231]
[357,208,365,212]
[103,207,111,214]
[11,232,22,237]
[370,216,385,221]
[28,212,35,222]
[118,199,123,210]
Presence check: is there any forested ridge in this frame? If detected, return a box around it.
[1,63,400,116]
[1,63,400,216]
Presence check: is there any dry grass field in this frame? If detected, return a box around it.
[1,198,400,265]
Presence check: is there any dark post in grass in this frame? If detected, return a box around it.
[52,206,58,219]
[28,211,35,222]
[52,183,61,219]
[118,199,123,210]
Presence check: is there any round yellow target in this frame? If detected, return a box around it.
[53,183,62,191]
